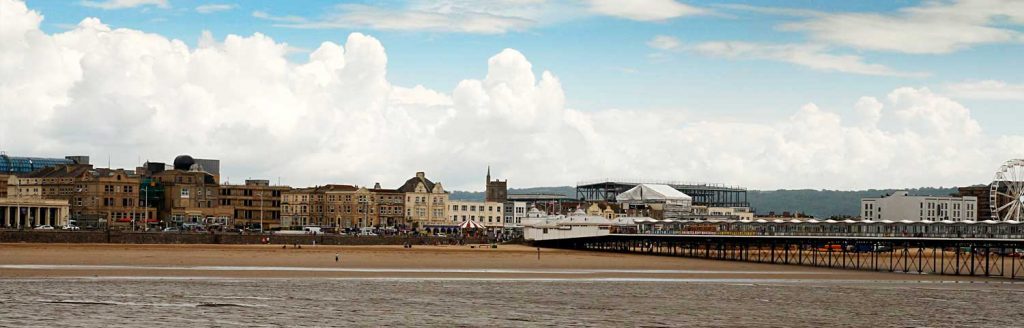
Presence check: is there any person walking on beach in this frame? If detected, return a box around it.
[335,253,339,262]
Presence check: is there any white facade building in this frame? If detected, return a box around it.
[523,207,624,241]
[503,201,527,228]
[449,200,504,228]
[861,191,978,222]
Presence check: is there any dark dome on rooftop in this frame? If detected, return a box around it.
[173,155,195,171]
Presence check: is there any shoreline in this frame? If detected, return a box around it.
[0,243,1007,281]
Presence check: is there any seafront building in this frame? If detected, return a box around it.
[397,172,450,231]
[449,200,505,229]
[0,198,70,228]
[219,179,290,230]
[6,164,154,229]
[146,157,231,227]
[0,154,89,198]
[0,153,87,175]
[860,191,978,222]
[324,185,382,228]
[369,183,407,228]
[955,185,991,220]
[504,201,527,228]
[281,185,336,228]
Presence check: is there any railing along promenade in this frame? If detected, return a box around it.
[535,231,1024,279]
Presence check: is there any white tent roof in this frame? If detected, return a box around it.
[615,184,692,202]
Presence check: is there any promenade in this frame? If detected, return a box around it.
[0,230,488,245]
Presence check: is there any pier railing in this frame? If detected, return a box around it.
[537,234,1024,279]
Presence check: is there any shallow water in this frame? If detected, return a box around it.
[1,278,1021,327]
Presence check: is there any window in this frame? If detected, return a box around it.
[180,188,190,198]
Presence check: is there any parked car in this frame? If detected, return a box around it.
[872,244,893,252]
[435,233,447,238]
[994,248,1024,257]
[303,226,323,234]
[61,224,80,231]
[162,227,180,233]
[817,244,843,252]
[34,225,54,230]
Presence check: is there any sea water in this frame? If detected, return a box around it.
[1,277,1021,327]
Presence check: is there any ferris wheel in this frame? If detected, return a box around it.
[990,159,1024,221]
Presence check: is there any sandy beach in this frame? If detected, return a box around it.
[0,243,1004,281]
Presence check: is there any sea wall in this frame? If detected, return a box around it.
[0,231,490,245]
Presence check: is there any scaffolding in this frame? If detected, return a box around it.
[576,179,749,208]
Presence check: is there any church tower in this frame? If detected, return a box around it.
[485,166,507,202]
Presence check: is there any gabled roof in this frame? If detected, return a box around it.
[615,184,692,201]
[398,175,436,193]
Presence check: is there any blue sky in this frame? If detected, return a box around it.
[4,0,1024,190]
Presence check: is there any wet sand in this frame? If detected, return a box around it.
[0,243,1002,281]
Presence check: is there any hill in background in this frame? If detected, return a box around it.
[451,186,963,218]
[450,186,576,202]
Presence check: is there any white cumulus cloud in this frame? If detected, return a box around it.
[196,4,235,14]
[259,1,543,34]
[586,0,704,21]
[690,41,928,77]
[775,0,1024,54]
[945,80,1024,100]
[80,0,168,10]
[1,0,1021,191]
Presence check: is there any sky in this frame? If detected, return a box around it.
[0,0,1022,191]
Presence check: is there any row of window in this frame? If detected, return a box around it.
[73,197,135,207]
[451,215,501,223]
[451,204,502,213]
[220,189,284,197]
[219,199,281,207]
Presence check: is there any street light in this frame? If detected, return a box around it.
[258,189,264,233]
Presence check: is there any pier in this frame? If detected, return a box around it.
[535,234,1024,279]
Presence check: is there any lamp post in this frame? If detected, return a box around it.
[258,189,264,233]
[359,196,368,229]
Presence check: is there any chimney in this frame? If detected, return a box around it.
[374,182,381,189]
[416,172,425,179]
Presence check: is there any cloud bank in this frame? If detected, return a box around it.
[1,0,1020,191]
